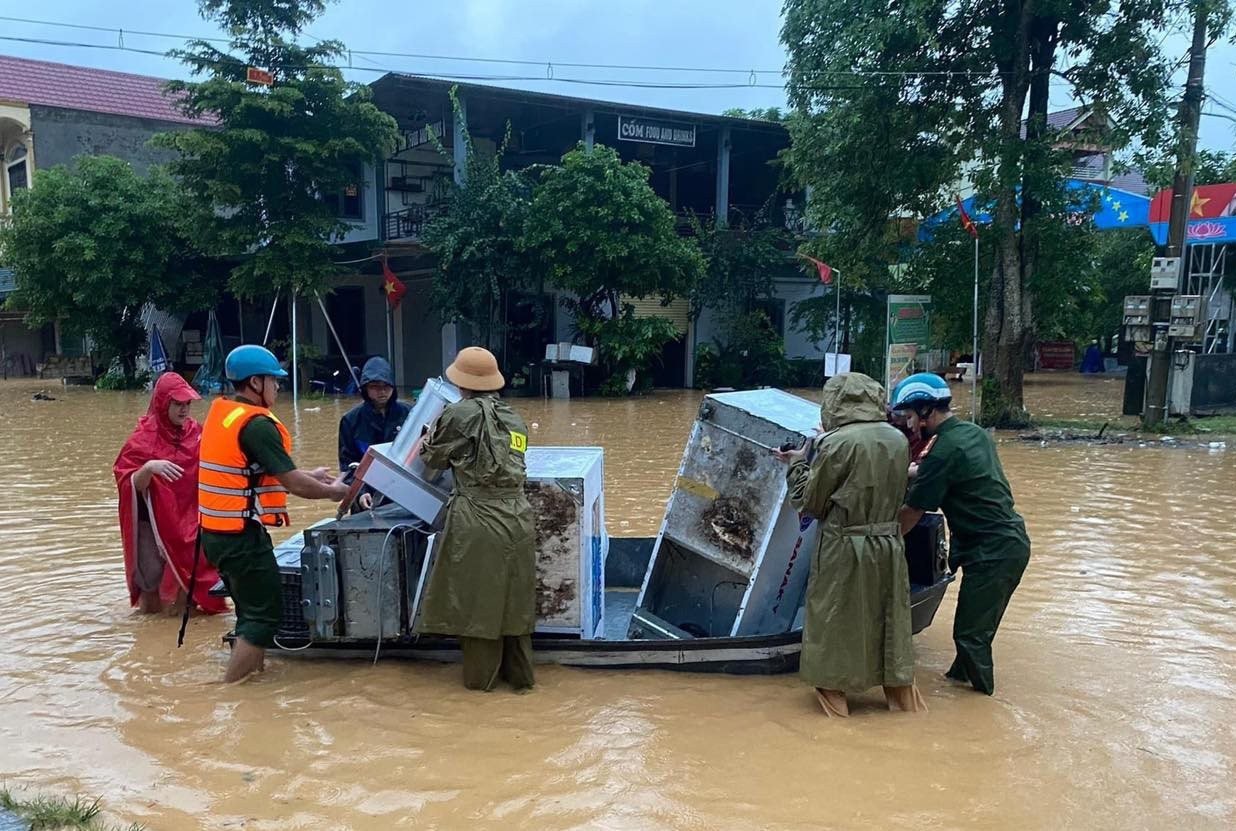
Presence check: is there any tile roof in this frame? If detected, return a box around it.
[0,54,209,126]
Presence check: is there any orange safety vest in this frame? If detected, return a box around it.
[198,398,293,533]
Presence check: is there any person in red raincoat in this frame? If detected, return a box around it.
[114,373,227,615]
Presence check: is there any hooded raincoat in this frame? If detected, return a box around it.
[414,394,537,639]
[113,373,226,613]
[786,373,913,692]
[338,357,412,471]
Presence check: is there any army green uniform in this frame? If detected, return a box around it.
[906,416,1030,695]
[416,394,537,690]
[786,373,915,693]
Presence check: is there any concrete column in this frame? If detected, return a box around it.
[452,95,468,185]
[715,126,731,228]
[445,96,467,361]
[582,109,595,152]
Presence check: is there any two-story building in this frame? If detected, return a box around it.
[313,74,806,389]
[0,55,206,375]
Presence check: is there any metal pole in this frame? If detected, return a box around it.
[237,296,245,343]
[314,293,362,391]
[972,235,980,420]
[291,293,299,409]
[1145,4,1209,427]
[835,269,842,355]
[263,292,279,345]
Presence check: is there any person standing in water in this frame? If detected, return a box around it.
[198,345,350,682]
[337,356,412,472]
[415,347,537,691]
[114,372,227,616]
[775,372,926,717]
[893,372,1031,696]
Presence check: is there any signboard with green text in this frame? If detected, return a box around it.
[885,294,933,397]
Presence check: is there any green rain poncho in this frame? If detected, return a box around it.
[786,373,915,692]
[415,394,537,640]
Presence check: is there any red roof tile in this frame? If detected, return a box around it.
[0,54,210,126]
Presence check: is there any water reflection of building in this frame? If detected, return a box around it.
[0,55,206,377]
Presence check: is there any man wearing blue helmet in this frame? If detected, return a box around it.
[198,344,351,682]
[892,372,1030,696]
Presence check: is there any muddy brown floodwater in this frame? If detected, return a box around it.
[1,374,1233,829]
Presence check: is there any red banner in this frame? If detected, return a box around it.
[1037,341,1075,370]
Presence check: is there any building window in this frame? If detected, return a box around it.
[6,144,28,193]
[328,164,365,221]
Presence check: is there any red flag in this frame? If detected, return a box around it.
[382,258,407,308]
[801,254,833,285]
[957,196,979,239]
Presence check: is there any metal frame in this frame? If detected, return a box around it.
[1183,242,1232,354]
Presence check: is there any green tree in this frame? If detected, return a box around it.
[782,0,1195,426]
[0,156,221,380]
[1133,148,1236,191]
[422,100,535,356]
[523,144,705,391]
[525,144,704,322]
[156,0,399,298]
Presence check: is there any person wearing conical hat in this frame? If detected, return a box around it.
[415,347,537,691]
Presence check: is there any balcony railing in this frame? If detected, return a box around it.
[382,203,448,242]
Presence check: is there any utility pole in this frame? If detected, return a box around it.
[1144,3,1209,428]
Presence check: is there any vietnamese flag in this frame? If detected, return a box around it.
[382,258,407,308]
[801,254,833,285]
[957,196,979,239]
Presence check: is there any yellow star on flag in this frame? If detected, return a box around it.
[1118,210,1129,223]
[1191,191,1211,216]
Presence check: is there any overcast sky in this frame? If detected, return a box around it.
[3,0,1235,152]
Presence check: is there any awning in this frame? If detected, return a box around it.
[917,179,1152,242]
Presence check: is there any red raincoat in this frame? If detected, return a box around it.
[113,373,227,613]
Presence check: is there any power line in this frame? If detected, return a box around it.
[0,33,931,92]
[0,13,1013,81]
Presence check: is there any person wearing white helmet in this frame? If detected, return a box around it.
[892,372,1031,696]
[198,345,351,683]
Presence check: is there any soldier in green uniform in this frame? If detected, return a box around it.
[893,373,1031,696]
[775,373,926,717]
[415,347,537,691]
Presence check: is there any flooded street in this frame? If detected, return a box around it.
[1,373,1233,829]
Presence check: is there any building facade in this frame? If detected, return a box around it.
[0,55,206,375]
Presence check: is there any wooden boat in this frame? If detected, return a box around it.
[215,515,953,675]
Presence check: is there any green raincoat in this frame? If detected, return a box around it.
[786,373,915,692]
[415,394,537,640]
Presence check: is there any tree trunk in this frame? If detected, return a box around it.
[982,3,1036,428]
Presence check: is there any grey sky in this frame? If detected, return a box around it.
[3,0,1235,153]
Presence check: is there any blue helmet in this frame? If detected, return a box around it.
[891,372,951,411]
[225,344,288,383]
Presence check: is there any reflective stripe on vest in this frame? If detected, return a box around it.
[198,397,293,533]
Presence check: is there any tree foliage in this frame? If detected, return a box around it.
[782,0,1190,426]
[523,144,705,325]
[1134,147,1236,192]
[0,156,221,378]
[422,110,534,350]
[155,0,399,298]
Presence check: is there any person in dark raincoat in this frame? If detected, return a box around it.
[775,372,925,717]
[414,347,537,691]
[894,372,1031,696]
[338,356,412,472]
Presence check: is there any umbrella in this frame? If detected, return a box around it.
[192,310,226,396]
[149,324,170,375]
